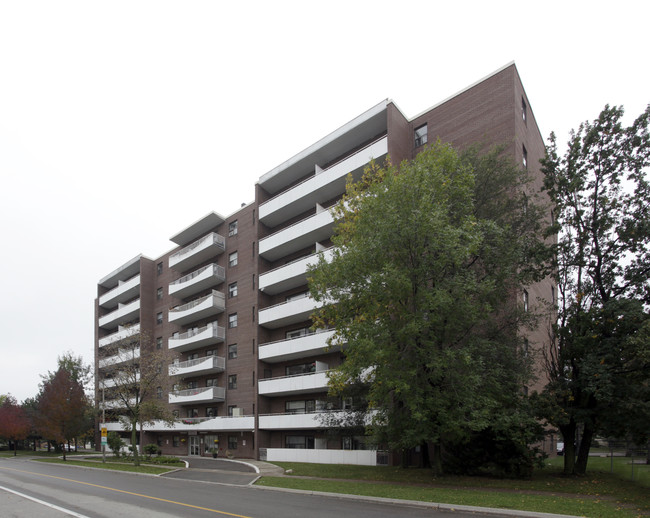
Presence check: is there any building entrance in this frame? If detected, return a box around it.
[189,435,200,456]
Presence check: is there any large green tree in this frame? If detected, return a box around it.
[309,142,550,475]
[539,104,650,475]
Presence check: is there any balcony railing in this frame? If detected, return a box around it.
[98,347,140,368]
[258,294,322,329]
[169,263,225,298]
[168,290,225,325]
[98,274,141,309]
[168,386,226,404]
[98,324,140,348]
[258,369,330,396]
[169,355,226,376]
[259,329,336,362]
[169,232,225,271]
[98,298,140,329]
[168,322,225,352]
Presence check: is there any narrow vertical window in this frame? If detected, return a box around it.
[522,145,528,169]
[523,290,529,312]
[414,124,427,147]
[157,262,163,276]
[228,220,238,236]
[229,251,238,267]
[522,97,527,124]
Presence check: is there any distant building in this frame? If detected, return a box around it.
[95,62,553,464]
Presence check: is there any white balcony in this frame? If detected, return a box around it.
[168,290,225,326]
[98,298,140,330]
[258,411,347,430]
[98,274,141,309]
[168,322,225,352]
[262,448,380,466]
[102,416,255,433]
[259,136,388,227]
[259,294,322,329]
[99,324,141,348]
[100,372,140,389]
[169,386,226,405]
[98,347,140,368]
[100,398,137,410]
[169,355,226,377]
[259,248,335,295]
[258,370,329,396]
[169,232,225,272]
[169,263,225,299]
[259,209,335,262]
[259,330,336,362]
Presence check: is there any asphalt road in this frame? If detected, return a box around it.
[0,456,497,518]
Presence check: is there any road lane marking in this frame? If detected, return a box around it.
[0,484,91,517]
[0,466,252,517]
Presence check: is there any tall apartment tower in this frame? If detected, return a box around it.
[95,63,553,464]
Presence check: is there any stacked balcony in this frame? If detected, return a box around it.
[169,355,226,377]
[168,322,225,352]
[98,274,141,309]
[98,347,140,368]
[259,330,336,363]
[258,293,322,329]
[259,136,388,228]
[258,209,334,262]
[99,323,141,348]
[258,369,330,397]
[259,248,334,295]
[169,232,225,272]
[169,386,226,405]
[98,298,140,330]
[169,263,225,299]
[168,290,225,326]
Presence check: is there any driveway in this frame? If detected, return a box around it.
[160,457,274,486]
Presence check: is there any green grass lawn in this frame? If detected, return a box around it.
[255,458,650,518]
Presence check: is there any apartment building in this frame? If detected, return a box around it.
[95,62,552,464]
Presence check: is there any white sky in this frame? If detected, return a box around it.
[1,1,648,402]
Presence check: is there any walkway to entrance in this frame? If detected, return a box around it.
[160,457,284,486]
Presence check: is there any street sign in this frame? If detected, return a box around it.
[101,427,107,446]
[101,427,107,437]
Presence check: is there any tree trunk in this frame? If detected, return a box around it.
[131,422,139,466]
[646,439,650,465]
[431,440,443,477]
[560,420,576,475]
[574,421,594,475]
[421,441,431,469]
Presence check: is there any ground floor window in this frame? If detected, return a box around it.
[285,435,314,449]
[342,436,368,450]
[173,436,180,447]
[228,436,238,450]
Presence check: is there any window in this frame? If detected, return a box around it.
[252,274,255,289]
[156,312,163,325]
[228,435,238,450]
[173,436,180,447]
[285,291,308,302]
[228,374,237,389]
[285,435,314,449]
[522,144,528,169]
[551,286,556,304]
[229,251,238,267]
[228,220,238,236]
[228,405,237,416]
[414,123,427,147]
[188,352,199,360]
[156,386,162,399]
[188,408,199,418]
[523,290,529,312]
[206,407,217,417]
[286,328,309,340]
[522,97,527,124]
[252,305,255,322]
[286,362,316,376]
[523,338,529,357]
[228,313,238,328]
[228,343,238,359]
[285,400,316,414]
[172,410,179,418]
[228,282,238,298]
[206,349,216,356]
[206,378,218,387]
[157,262,163,276]
[187,381,198,389]
[156,337,163,350]
[157,287,163,300]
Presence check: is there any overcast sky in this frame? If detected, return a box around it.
[1,1,648,402]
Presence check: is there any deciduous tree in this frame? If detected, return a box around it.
[539,104,650,475]
[37,368,87,460]
[309,142,550,475]
[98,329,174,466]
[0,396,31,456]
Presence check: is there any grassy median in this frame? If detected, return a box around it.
[34,457,180,475]
[255,457,650,518]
